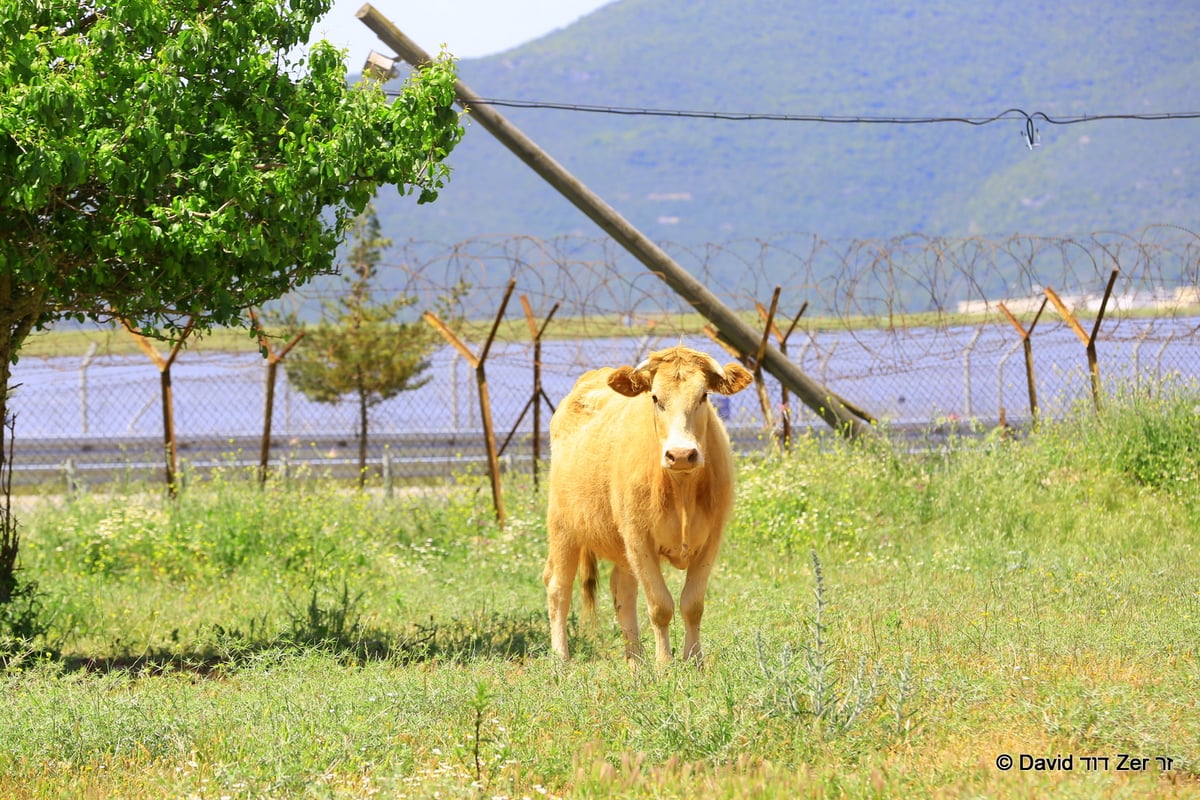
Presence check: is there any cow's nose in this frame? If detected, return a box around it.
[664,447,700,469]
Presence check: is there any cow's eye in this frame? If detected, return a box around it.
[652,394,664,410]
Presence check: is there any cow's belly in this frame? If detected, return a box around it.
[588,528,630,567]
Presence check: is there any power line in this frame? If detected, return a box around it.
[467,100,1200,126]
[383,91,1200,149]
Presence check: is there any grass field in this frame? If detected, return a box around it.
[2,390,1199,798]
[21,299,1190,359]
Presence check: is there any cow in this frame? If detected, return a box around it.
[543,345,753,663]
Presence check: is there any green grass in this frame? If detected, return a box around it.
[20,300,1200,359]
[17,324,266,358]
[2,391,1200,798]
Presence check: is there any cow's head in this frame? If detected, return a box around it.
[608,347,753,472]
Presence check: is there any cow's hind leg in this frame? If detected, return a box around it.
[543,533,580,660]
[610,563,643,662]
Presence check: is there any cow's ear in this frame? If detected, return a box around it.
[711,362,753,395]
[608,366,652,397]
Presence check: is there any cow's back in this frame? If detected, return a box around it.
[547,368,653,563]
[549,368,620,446]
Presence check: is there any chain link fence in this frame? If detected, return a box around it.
[8,227,1200,491]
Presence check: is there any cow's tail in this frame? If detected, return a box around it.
[579,548,599,625]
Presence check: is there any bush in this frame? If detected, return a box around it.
[1102,385,1200,496]
[0,577,54,667]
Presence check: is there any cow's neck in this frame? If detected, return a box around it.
[664,468,707,566]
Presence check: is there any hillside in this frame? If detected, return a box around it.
[366,0,1199,286]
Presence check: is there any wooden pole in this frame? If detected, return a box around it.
[701,325,744,362]
[751,287,782,432]
[998,298,1046,424]
[495,296,558,487]
[759,299,807,449]
[122,318,195,498]
[423,279,517,526]
[1087,269,1121,410]
[705,307,873,430]
[355,4,871,439]
[529,301,544,488]
[1044,268,1119,413]
[519,295,558,488]
[250,309,305,486]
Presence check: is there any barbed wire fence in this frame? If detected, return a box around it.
[7,226,1200,499]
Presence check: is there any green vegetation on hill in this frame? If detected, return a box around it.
[372,0,1199,290]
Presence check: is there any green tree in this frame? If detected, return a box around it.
[282,205,452,489]
[0,0,463,603]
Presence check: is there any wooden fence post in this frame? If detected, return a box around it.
[250,309,305,486]
[1044,268,1119,413]
[749,287,782,433]
[122,318,195,498]
[998,298,1047,425]
[705,292,870,441]
[703,292,780,433]
[497,295,559,490]
[423,279,516,527]
[758,299,808,450]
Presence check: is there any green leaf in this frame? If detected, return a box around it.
[0,0,461,370]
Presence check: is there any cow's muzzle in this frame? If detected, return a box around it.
[664,446,701,471]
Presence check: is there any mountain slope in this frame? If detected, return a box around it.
[373,0,1200,259]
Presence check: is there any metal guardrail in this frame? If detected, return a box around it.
[9,418,988,491]
[12,432,523,487]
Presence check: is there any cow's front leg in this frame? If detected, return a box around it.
[680,552,717,663]
[625,541,674,663]
[610,563,643,662]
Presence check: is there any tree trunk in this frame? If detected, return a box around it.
[357,388,369,491]
[0,372,15,606]
[0,278,46,605]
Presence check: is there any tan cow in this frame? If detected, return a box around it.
[543,346,753,662]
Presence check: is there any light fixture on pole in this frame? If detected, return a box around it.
[363,50,398,81]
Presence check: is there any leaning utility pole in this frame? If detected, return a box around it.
[356,4,871,437]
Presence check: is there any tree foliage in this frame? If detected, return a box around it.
[284,205,437,406]
[282,204,461,486]
[0,0,463,599]
[0,0,463,343]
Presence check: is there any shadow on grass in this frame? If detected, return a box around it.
[53,598,549,677]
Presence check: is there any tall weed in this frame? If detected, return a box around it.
[753,551,919,741]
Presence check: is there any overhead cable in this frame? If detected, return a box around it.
[382,90,1200,149]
